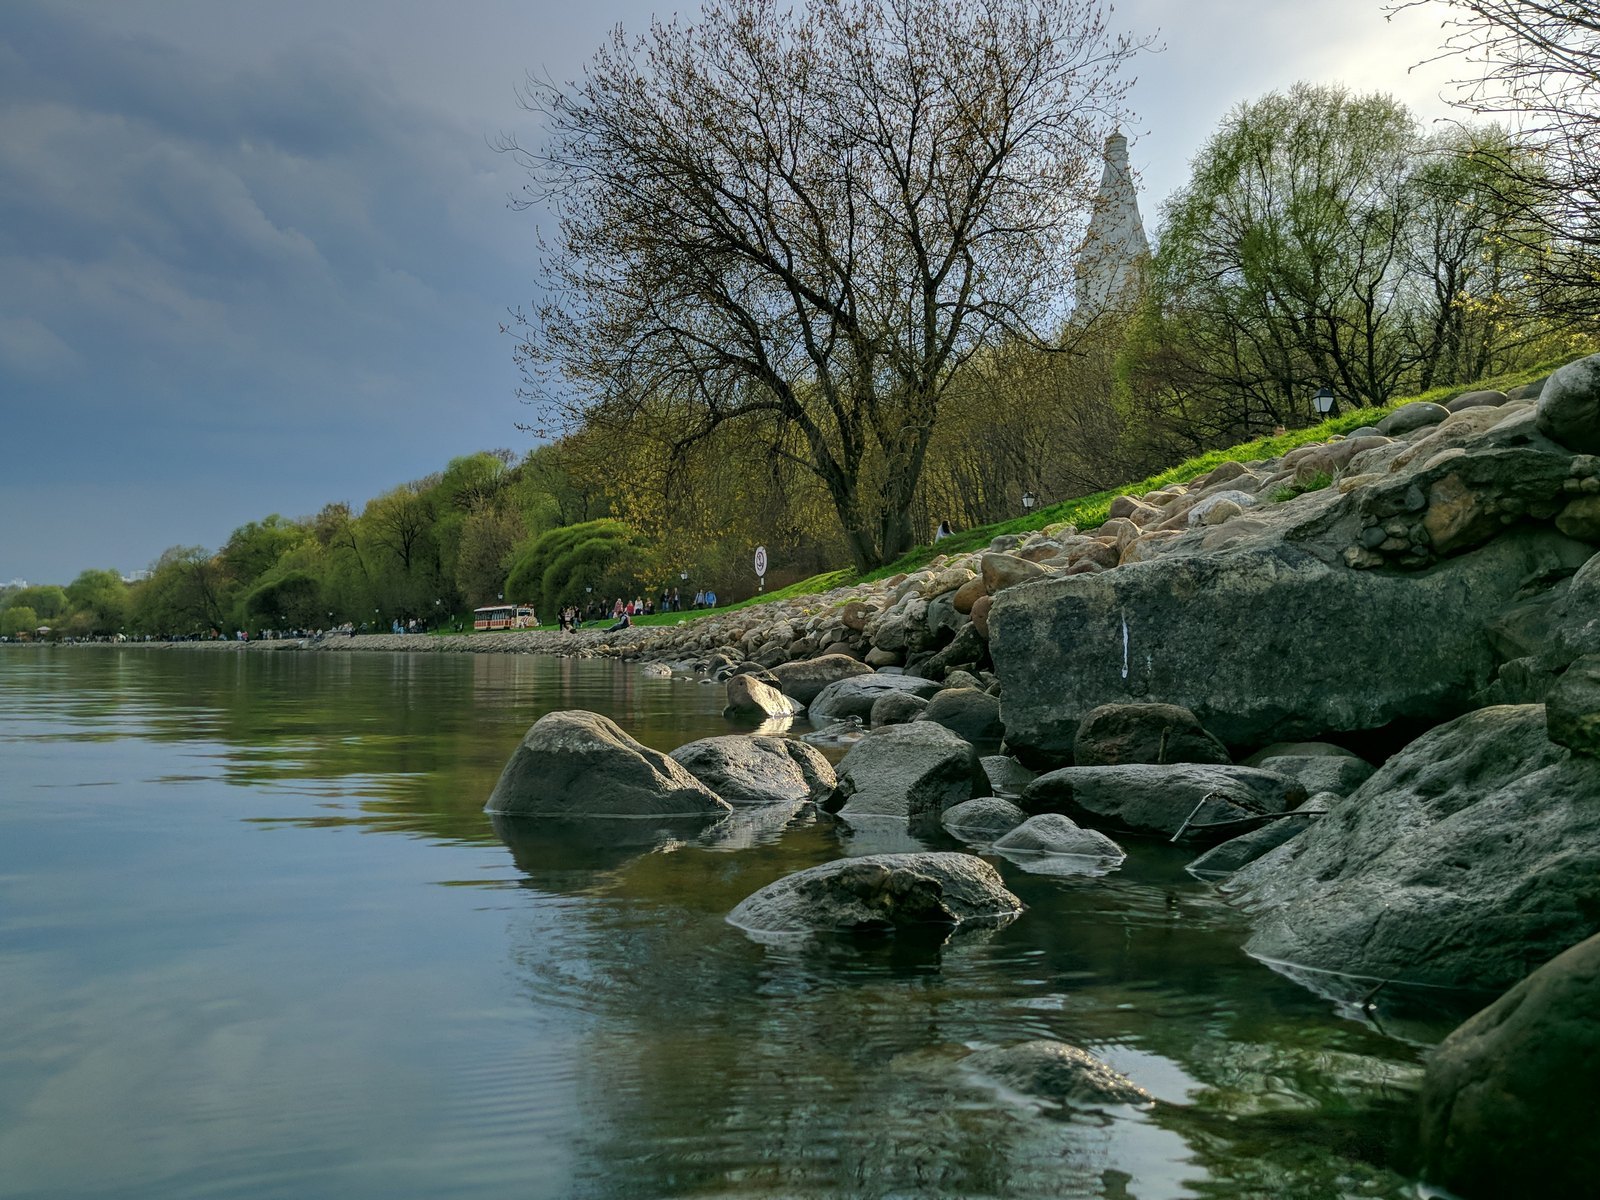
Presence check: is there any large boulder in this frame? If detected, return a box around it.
[1022,763,1305,842]
[669,734,836,806]
[1225,705,1600,991]
[1418,931,1600,1199]
[869,690,929,727]
[486,710,732,819]
[916,687,1004,746]
[723,674,804,720]
[1185,795,1337,880]
[808,673,941,723]
[726,852,1022,935]
[832,721,985,825]
[1073,702,1230,767]
[964,1041,1153,1108]
[992,528,1593,761]
[1536,352,1600,453]
[769,653,874,705]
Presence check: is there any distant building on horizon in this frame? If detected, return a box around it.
[1074,130,1149,317]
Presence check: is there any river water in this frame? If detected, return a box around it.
[0,648,1453,1199]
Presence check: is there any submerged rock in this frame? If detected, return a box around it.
[1023,763,1305,842]
[1226,704,1600,991]
[964,1040,1153,1108]
[485,710,730,819]
[808,673,941,723]
[669,734,835,806]
[992,812,1125,861]
[941,797,1028,843]
[727,852,1022,935]
[1420,931,1600,1199]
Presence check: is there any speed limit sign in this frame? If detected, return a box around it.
[754,545,768,586]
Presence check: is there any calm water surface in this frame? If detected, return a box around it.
[0,648,1451,1199]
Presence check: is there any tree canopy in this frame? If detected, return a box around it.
[506,0,1145,570]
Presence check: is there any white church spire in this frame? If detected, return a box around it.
[1075,130,1149,315]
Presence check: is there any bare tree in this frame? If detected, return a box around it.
[1393,0,1600,311]
[504,0,1144,570]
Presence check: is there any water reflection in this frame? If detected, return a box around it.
[0,648,1471,1199]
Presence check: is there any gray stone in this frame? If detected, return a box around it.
[669,734,836,806]
[1023,763,1305,842]
[1377,401,1451,436]
[723,673,804,720]
[1074,702,1230,767]
[980,754,1037,797]
[1536,352,1600,453]
[869,690,928,727]
[1242,740,1364,765]
[726,852,1022,935]
[832,721,985,825]
[486,710,732,819]
[769,653,875,705]
[1419,931,1600,1200]
[1185,795,1337,880]
[1547,654,1600,756]
[917,687,1004,746]
[1445,388,1507,413]
[992,529,1593,761]
[1225,705,1600,991]
[1254,753,1375,797]
[964,1041,1153,1108]
[941,797,1029,842]
[808,673,941,723]
[992,813,1126,861]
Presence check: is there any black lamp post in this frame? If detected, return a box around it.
[1022,490,1037,514]
[1312,387,1336,420]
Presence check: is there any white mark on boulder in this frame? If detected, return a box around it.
[1121,611,1130,680]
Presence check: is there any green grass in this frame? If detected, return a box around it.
[708,354,1578,612]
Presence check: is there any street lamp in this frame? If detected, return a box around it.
[1022,490,1037,514]
[1312,387,1336,419]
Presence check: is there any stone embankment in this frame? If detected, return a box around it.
[476,354,1600,1198]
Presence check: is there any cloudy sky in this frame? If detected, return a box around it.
[0,0,1468,585]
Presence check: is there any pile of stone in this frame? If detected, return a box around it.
[478,355,1600,1197]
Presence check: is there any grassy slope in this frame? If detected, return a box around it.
[448,353,1579,637]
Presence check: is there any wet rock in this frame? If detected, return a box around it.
[917,686,1004,746]
[768,653,874,705]
[1074,702,1231,767]
[832,721,985,825]
[1419,931,1600,1200]
[808,673,941,723]
[486,710,731,819]
[941,797,1029,842]
[1185,795,1337,880]
[727,852,1022,935]
[869,690,928,727]
[965,1041,1153,1108]
[992,813,1126,862]
[1023,763,1304,842]
[980,754,1037,797]
[724,673,805,720]
[1226,704,1600,991]
[669,734,836,806]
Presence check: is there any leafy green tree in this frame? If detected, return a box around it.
[65,569,129,634]
[505,519,643,615]
[0,606,39,637]
[131,547,233,636]
[506,0,1145,570]
[6,585,69,620]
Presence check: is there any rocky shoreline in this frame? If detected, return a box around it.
[476,354,1600,1198]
